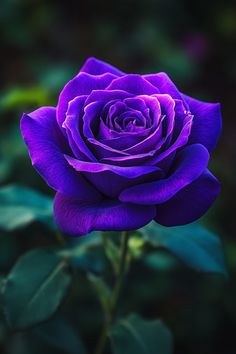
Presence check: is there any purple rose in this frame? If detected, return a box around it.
[21,58,221,236]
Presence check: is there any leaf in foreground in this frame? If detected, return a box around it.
[141,222,227,277]
[3,249,71,330]
[0,184,54,231]
[110,313,173,354]
[32,317,87,354]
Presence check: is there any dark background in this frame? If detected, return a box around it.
[0,0,236,353]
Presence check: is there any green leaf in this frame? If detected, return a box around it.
[0,86,51,112]
[110,313,173,354]
[58,232,104,273]
[144,251,178,271]
[72,231,102,248]
[0,184,55,231]
[87,273,111,313]
[8,317,87,354]
[32,317,87,354]
[0,125,28,183]
[0,233,19,269]
[102,234,120,274]
[0,160,11,183]
[141,222,227,277]
[3,249,72,330]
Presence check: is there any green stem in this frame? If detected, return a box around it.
[110,231,129,316]
[55,230,66,246]
[94,231,130,354]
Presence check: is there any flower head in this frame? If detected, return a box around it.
[21,58,221,236]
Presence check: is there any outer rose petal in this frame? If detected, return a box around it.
[80,57,125,76]
[144,73,185,102]
[183,94,222,152]
[106,75,160,95]
[21,107,101,200]
[155,170,220,226]
[54,193,156,236]
[119,144,209,204]
[57,72,117,128]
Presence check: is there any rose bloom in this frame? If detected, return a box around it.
[21,58,221,236]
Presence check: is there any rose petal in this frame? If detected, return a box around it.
[98,119,121,140]
[80,57,125,77]
[101,149,157,166]
[183,94,222,152]
[172,99,191,139]
[123,117,164,155]
[57,72,117,128]
[127,95,161,126]
[65,154,163,197]
[85,89,132,106]
[153,94,176,136]
[65,155,161,178]
[155,170,220,226]
[100,134,145,150]
[21,107,101,200]
[119,144,209,204]
[87,138,130,159]
[106,75,160,95]
[63,95,97,161]
[87,169,163,198]
[83,101,103,139]
[106,101,127,129]
[122,95,174,156]
[150,113,193,165]
[144,73,186,102]
[54,193,156,236]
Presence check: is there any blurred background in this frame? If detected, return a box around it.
[0,0,236,353]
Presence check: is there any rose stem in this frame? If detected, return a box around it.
[94,230,130,354]
[55,230,67,245]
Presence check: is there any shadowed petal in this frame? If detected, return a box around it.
[99,134,145,150]
[119,144,209,204]
[83,101,103,139]
[65,155,161,178]
[155,170,220,226]
[87,138,130,159]
[84,169,163,198]
[101,149,157,166]
[65,154,163,197]
[54,193,156,236]
[183,94,222,152]
[21,107,101,200]
[123,117,164,155]
[63,95,97,161]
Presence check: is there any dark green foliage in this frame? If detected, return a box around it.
[88,273,112,314]
[3,249,72,330]
[110,313,173,354]
[0,185,54,231]
[31,318,87,354]
[7,317,87,354]
[141,222,227,277]
[58,232,105,273]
